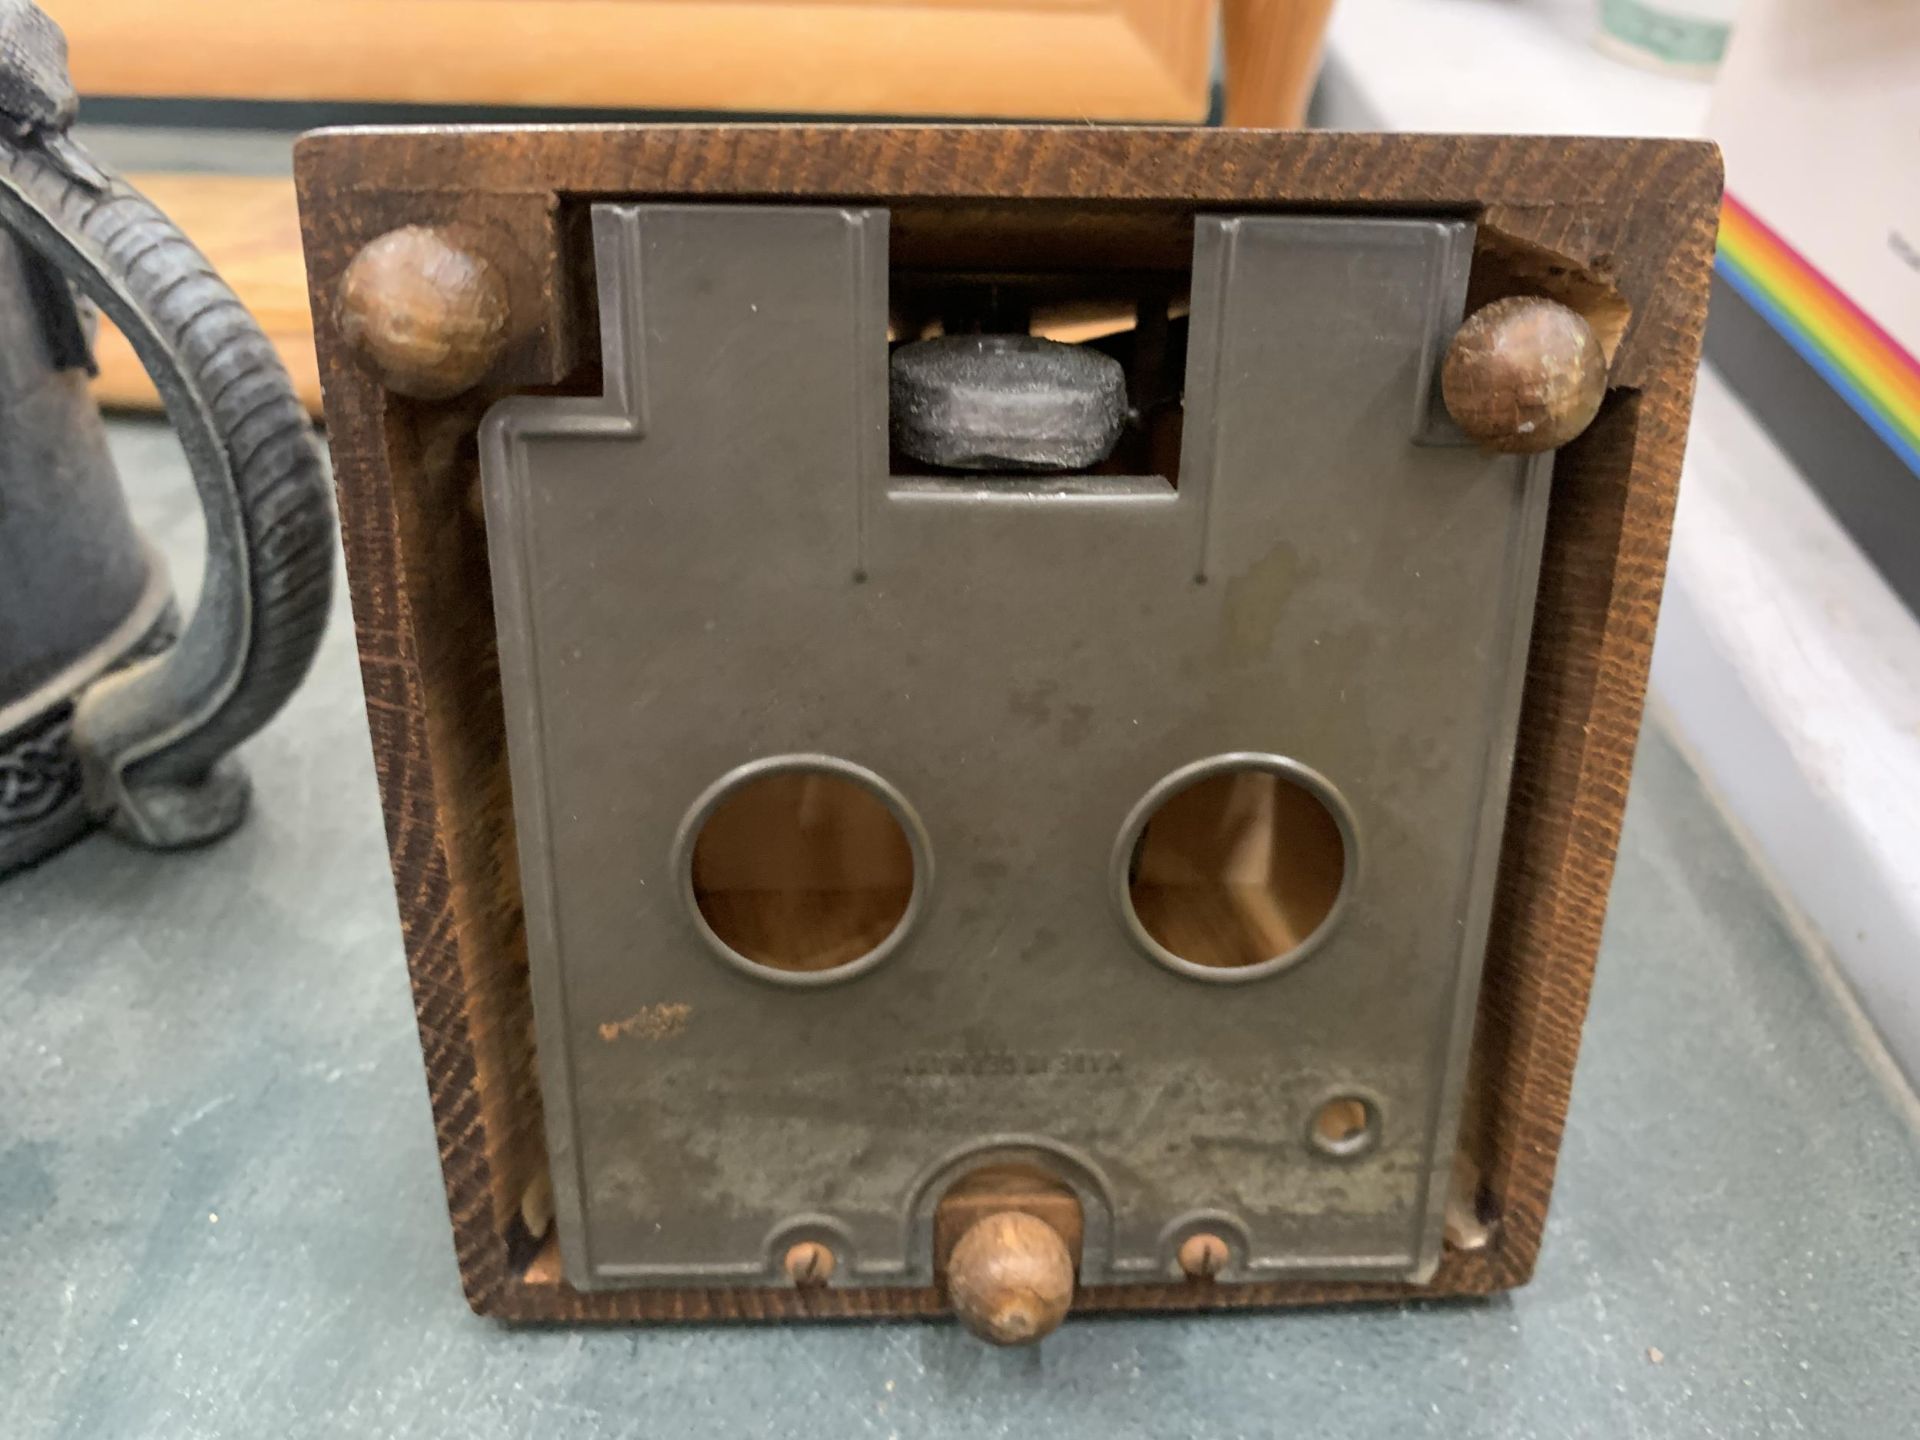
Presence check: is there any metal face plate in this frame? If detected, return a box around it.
[481,205,1550,1291]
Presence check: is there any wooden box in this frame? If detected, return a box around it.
[295,126,1720,1328]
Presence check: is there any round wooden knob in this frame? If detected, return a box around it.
[946,1210,1074,1346]
[337,226,509,401]
[1440,296,1607,454]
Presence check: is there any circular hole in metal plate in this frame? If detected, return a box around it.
[1113,754,1355,983]
[676,756,929,986]
[1308,1095,1379,1159]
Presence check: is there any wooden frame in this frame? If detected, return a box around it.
[294,125,1721,1321]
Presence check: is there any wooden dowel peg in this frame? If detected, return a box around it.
[337,226,509,401]
[1441,295,1608,454]
[945,1210,1074,1346]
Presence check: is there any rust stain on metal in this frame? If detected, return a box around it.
[598,1003,692,1044]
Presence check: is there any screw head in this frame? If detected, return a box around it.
[783,1240,835,1288]
[1177,1232,1231,1281]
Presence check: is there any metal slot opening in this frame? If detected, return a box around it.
[685,762,921,980]
[1121,759,1351,980]
[887,270,1190,485]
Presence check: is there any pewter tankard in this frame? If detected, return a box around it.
[0,2,333,873]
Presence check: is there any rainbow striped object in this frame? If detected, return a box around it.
[1716,194,1920,477]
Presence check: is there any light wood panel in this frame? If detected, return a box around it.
[93,174,320,415]
[47,0,1214,122]
[1222,0,1337,126]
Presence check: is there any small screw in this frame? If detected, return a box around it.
[1178,1232,1230,1281]
[784,1241,836,1289]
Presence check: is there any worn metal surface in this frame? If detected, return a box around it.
[0,228,170,871]
[0,0,75,133]
[4,421,1918,1437]
[0,242,130,701]
[0,4,334,860]
[481,204,1548,1292]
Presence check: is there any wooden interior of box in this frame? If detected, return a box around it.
[294,128,1721,1321]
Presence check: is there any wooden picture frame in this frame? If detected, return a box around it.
[295,125,1721,1322]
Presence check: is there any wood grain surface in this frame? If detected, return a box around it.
[1221,0,1338,127]
[945,1210,1078,1345]
[295,125,1722,1323]
[1442,296,1610,453]
[336,226,512,401]
[48,0,1214,121]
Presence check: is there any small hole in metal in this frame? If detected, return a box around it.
[1309,1096,1378,1159]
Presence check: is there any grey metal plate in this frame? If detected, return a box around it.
[481,204,1549,1292]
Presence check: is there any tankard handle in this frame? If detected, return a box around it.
[0,3,333,847]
